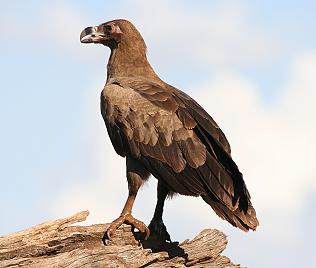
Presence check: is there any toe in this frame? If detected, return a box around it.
[106,228,113,240]
[125,214,150,239]
[104,215,126,241]
[104,214,150,241]
[144,227,150,240]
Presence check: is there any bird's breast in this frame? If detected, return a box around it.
[102,83,170,116]
[102,83,134,110]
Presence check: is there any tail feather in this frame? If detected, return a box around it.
[198,150,259,231]
[202,194,259,231]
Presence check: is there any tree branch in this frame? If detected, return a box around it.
[0,211,240,267]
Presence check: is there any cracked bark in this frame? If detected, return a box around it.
[0,211,240,267]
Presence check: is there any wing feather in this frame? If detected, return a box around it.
[101,79,258,231]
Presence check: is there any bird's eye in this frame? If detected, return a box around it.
[104,25,112,33]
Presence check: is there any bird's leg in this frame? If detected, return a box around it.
[105,157,150,240]
[148,181,171,242]
[106,192,149,240]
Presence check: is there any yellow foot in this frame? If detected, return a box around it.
[105,213,150,240]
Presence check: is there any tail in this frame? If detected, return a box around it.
[199,150,259,231]
[201,194,259,231]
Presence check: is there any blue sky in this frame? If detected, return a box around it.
[1,1,316,267]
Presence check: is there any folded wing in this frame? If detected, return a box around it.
[101,78,259,231]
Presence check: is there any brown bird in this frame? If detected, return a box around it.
[80,19,259,241]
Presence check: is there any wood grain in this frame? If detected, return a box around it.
[0,211,240,267]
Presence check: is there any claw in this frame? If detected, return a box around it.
[104,213,150,241]
[106,228,113,241]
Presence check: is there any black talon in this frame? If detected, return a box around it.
[149,218,171,242]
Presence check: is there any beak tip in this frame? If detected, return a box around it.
[80,28,90,43]
[80,26,104,44]
[80,35,89,43]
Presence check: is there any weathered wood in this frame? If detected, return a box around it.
[0,211,240,267]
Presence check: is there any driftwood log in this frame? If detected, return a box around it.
[0,211,240,267]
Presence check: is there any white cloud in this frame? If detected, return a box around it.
[0,1,279,67]
[0,4,98,58]
[121,0,280,68]
[42,5,87,51]
[194,53,316,213]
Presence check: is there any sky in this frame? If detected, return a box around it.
[1,1,316,267]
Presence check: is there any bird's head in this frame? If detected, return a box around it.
[80,19,146,51]
[80,19,154,79]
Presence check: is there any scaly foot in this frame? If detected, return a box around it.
[105,213,150,240]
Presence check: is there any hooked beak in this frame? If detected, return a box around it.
[80,26,105,44]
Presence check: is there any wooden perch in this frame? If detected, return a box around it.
[0,211,240,267]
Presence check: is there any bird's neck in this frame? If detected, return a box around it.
[106,41,158,81]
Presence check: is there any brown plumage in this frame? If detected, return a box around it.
[80,19,259,241]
